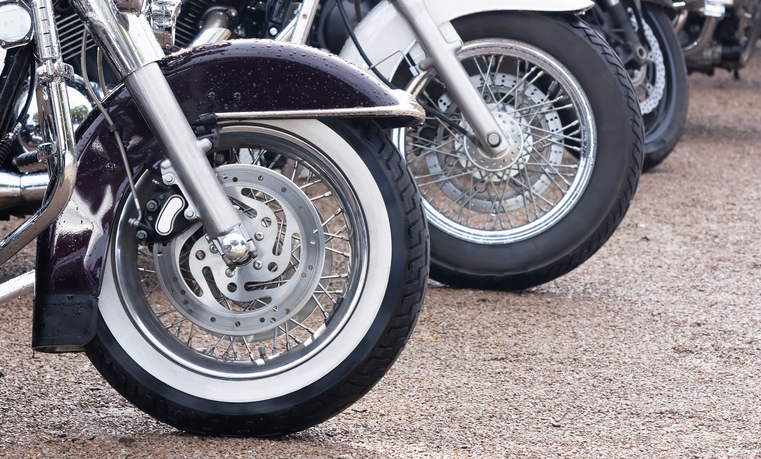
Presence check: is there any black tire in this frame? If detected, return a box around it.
[586,3,689,171]
[85,119,428,436]
[394,12,643,291]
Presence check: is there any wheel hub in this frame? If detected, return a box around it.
[463,110,525,172]
[154,164,327,338]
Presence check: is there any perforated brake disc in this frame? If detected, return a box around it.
[630,14,666,115]
[153,164,329,341]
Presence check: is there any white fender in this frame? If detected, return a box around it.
[340,0,594,78]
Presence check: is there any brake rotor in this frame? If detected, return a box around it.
[153,164,328,339]
[631,14,666,114]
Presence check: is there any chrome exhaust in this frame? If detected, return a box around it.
[0,171,49,210]
[0,270,35,303]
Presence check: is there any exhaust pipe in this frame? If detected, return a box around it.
[0,171,49,210]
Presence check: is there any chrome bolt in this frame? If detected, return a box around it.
[184,208,196,220]
[486,132,502,147]
[164,173,175,185]
[254,231,265,241]
[225,268,235,278]
[210,244,218,254]
[269,27,279,36]
[146,200,158,212]
[254,260,263,270]
[136,230,147,241]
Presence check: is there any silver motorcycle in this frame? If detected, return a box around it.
[0,0,428,436]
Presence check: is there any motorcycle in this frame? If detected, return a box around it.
[674,0,761,76]
[0,0,429,437]
[11,0,645,292]
[247,0,649,291]
[583,0,689,171]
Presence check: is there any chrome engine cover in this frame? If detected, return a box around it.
[0,0,33,50]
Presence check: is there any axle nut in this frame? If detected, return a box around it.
[220,233,248,261]
[486,131,502,147]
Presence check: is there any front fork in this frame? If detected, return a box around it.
[389,0,520,163]
[600,0,649,66]
[66,0,256,263]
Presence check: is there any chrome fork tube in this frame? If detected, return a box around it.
[122,64,248,240]
[70,0,255,262]
[0,0,78,266]
[390,0,514,161]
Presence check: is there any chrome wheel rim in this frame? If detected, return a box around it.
[398,40,596,245]
[113,125,367,380]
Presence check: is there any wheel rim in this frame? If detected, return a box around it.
[112,125,368,380]
[397,39,596,245]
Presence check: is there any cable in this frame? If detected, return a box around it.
[80,30,142,226]
[334,0,393,87]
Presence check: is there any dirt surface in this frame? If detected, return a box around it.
[2,55,761,458]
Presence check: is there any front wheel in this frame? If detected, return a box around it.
[585,3,689,171]
[85,119,428,436]
[394,12,643,290]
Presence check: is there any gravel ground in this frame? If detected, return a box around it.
[1,54,761,458]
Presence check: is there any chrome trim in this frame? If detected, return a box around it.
[214,89,425,126]
[68,0,164,79]
[190,27,232,46]
[0,0,78,265]
[0,270,35,304]
[289,0,319,44]
[189,7,234,47]
[0,171,49,209]
[149,0,183,50]
[0,0,34,49]
[273,0,320,44]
